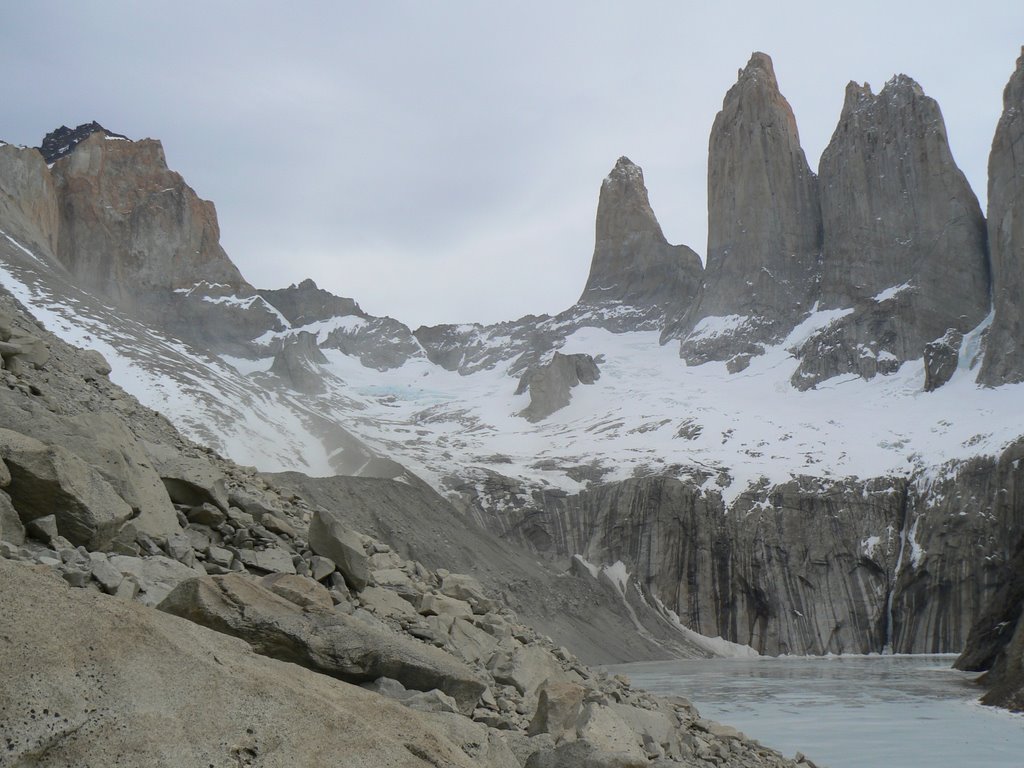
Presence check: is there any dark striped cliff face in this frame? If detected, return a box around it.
[981,48,1024,387]
[461,444,1024,657]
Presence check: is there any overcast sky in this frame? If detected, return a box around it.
[2,2,1021,327]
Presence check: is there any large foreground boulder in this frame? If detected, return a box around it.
[159,573,486,713]
[0,427,133,548]
[0,558,478,768]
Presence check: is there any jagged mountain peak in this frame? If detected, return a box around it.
[675,50,822,361]
[38,121,129,164]
[604,155,642,183]
[738,51,778,85]
[578,156,702,317]
[882,73,926,98]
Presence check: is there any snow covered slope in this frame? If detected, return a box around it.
[4,230,1022,510]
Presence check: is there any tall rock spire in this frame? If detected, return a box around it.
[578,156,702,314]
[674,52,822,363]
[980,48,1024,386]
[791,74,990,389]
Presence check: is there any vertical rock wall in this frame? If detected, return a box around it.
[980,48,1024,386]
[792,76,990,389]
[675,52,822,361]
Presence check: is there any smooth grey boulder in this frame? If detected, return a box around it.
[148,446,230,511]
[158,574,487,714]
[980,48,1024,386]
[109,554,204,606]
[270,330,328,394]
[308,508,371,590]
[440,572,498,614]
[672,52,822,360]
[261,572,334,610]
[0,558,481,768]
[578,156,702,315]
[60,411,180,539]
[794,75,989,388]
[0,427,133,548]
[517,352,601,422]
[527,680,586,740]
[488,643,571,704]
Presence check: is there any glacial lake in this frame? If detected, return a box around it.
[608,655,1024,768]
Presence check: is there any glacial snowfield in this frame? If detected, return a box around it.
[3,243,1024,505]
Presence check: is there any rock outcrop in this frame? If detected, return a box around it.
[980,48,1024,386]
[38,120,128,163]
[672,52,822,362]
[0,142,60,257]
[158,573,488,713]
[955,534,1024,711]
[270,330,329,393]
[793,76,989,389]
[578,157,702,316]
[259,278,366,326]
[516,352,601,421]
[48,129,255,337]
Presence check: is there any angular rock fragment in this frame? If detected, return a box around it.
[308,508,370,590]
[159,574,487,713]
[0,428,133,548]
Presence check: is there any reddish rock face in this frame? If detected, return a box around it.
[981,48,1024,386]
[49,131,249,311]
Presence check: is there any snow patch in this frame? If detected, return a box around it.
[874,282,912,303]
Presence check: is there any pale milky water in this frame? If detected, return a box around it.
[609,655,1024,768]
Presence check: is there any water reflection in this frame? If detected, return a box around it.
[609,656,1024,768]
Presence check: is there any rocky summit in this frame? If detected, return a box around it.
[579,156,703,319]
[670,52,822,363]
[4,46,1024,765]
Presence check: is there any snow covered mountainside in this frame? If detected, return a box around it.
[3,49,1024,662]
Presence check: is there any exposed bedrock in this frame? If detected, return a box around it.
[578,157,702,316]
[956,534,1024,711]
[980,47,1024,386]
[50,131,248,306]
[793,75,990,389]
[516,351,601,422]
[461,443,1024,656]
[671,52,822,361]
[258,278,367,327]
[0,142,60,257]
[270,330,329,394]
